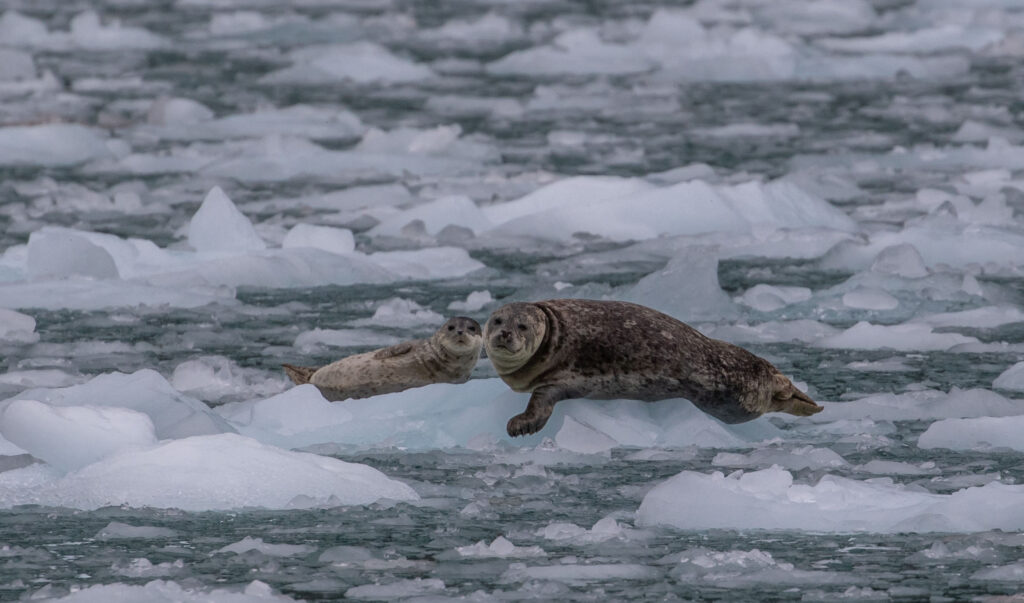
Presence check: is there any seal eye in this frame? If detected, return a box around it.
[494,318,503,326]
[448,325,455,331]
[468,326,476,332]
[517,324,527,331]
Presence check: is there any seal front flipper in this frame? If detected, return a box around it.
[770,373,823,417]
[507,386,569,437]
[283,363,319,385]
[373,342,414,360]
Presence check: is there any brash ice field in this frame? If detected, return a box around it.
[2,0,1024,600]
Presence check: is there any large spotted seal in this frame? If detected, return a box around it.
[484,299,822,436]
[284,316,482,401]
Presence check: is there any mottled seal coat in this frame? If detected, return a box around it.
[284,317,482,401]
[484,299,822,436]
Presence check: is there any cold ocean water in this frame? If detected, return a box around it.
[2,0,1024,600]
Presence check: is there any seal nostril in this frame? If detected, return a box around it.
[457,330,463,335]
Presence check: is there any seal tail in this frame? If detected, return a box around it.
[770,373,823,417]
[282,363,319,385]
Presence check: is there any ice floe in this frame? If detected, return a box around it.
[919,416,1024,452]
[637,466,1024,533]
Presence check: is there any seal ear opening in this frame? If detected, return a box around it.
[771,373,823,417]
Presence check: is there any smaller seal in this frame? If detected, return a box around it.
[483,299,822,437]
[284,316,482,401]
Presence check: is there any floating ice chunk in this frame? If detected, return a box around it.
[813,388,1021,422]
[456,536,545,559]
[707,320,840,345]
[489,29,655,76]
[737,284,812,312]
[0,49,35,81]
[817,25,1003,54]
[293,328,401,351]
[282,224,355,256]
[856,460,937,476]
[0,309,38,343]
[448,290,493,312]
[216,536,316,557]
[669,547,845,586]
[482,176,655,226]
[841,287,898,311]
[219,378,780,452]
[555,416,617,455]
[65,11,168,50]
[171,355,286,404]
[816,321,978,351]
[345,578,445,600]
[351,297,443,328]
[971,561,1024,581]
[5,369,234,440]
[993,362,1024,391]
[95,522,177,540]
[0,124,113,166]
[366,247,484,280]
[143,247,394,290]
[637,466,1024,533]
[40,579,296,603]
[0,433,418,511]
[216,386,355,451]
[870,244,928,278]
[369,196,492,237]
[421,12,523,47]
[0,12,49,46]
[692,123,800,138]
[0,370,79,390]
[919,416,1024,452]
[752,0,876,36]
[622,247,738,322]
[146,97,214,125]
[485,178,854,242]
[502,562,660,583]
[263,42,433,84]
[26,229,120,280]
[0,400,158,472]
[187,187,266,253]
[916,306,1024,329]
[845,357,913,372]
[0,280,235,311]
[712,446,848,471]
[142,104,365,142]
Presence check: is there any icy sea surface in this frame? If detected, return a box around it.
[3,0,1024,600]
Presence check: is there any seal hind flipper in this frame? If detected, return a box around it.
[507,386,569,437]
[283,363,319,385]
[373,342,414,360]
[770,374,823,417]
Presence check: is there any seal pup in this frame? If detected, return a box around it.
[284,316,483,401]
[483,299,822,436]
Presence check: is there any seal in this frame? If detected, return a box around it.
[283,316,483,401]
[483,299,822,436]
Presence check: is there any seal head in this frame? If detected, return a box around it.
[434,316,483,356]
[483,302,547,376]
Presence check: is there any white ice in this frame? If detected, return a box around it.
[216,536,316,557]
[0,400,158,472]
[0,188,484,310]
[0,432,417,511]
[40,579,296,603]
[993,361,1024,391]
[637,466,1024,533]
[919,416,1024,452]
[0,309,38,343]
[0,124,114,166]
[262,42,433,84]
[216,378,780,452]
